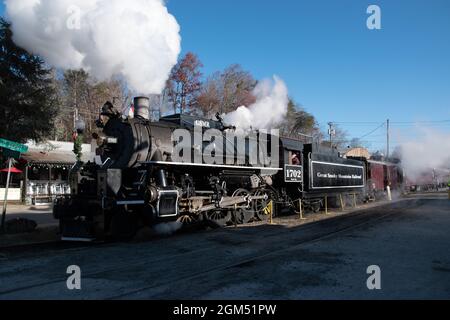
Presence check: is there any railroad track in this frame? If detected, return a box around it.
[108,200,422,299]
[0,241,98,257]
[0,198,424,299]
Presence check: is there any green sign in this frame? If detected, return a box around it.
[2,149,21,159]
[0,138,28,154]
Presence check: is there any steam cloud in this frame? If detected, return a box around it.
[224,76,289,130]
[400,127,450,180]
[5,0,181,94]
[152,221,182,236]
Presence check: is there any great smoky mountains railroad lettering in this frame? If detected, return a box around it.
[311,161,365,189]
[316,173,363,180]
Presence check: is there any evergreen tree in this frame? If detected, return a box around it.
[280,99,319,141]
[0,18,59,143]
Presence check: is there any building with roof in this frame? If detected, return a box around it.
[343,147,371,160]
[1,141,92,204]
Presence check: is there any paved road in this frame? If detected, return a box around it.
[3,205,55,227]
[0,195,449,300]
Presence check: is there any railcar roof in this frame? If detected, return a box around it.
[367,159,399,166]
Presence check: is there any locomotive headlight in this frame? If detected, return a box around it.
[75,119,86,134]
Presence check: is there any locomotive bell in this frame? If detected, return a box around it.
[134,96,150,120]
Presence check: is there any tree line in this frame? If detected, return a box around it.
[0,18,350,149]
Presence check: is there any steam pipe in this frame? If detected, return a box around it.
[157,169,168,188]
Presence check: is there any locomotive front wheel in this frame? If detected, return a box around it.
[177,213,202,226]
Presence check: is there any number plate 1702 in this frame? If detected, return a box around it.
[285,165,303,183]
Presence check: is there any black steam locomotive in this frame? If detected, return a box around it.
[54,97,366,241]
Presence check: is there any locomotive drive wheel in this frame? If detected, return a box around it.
[234,208,255,224]
[253,189,278,222]
[232,189,256,224]
[312,202,322,213]
[204,210,231,228]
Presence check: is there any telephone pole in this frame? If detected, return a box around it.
[73,108,79,131]
[386,119,390,159]
[328,122,333,148]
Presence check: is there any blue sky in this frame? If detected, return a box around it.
[2,0,450,151]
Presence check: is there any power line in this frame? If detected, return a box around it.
[391,123,450,127]
[391,120,450,124]
[331,121,382,124]
[329,120,450,126]
[358,122,385,140]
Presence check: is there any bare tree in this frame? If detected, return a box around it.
[56,70,128,141]
[349,138,367,149]
[166,52,203,114]
[197,64,257,117]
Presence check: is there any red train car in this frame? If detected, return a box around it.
[356,159,403,199]
[367,161,384,192]
[387,163,401,190]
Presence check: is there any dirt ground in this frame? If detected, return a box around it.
[2,204,55,226]
[0,194,449,300]
[0,204,58,248]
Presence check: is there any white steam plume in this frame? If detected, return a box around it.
[152,221,182,236]
[5,0,181,94]
[400,127,450,180]
[224,76,289,130]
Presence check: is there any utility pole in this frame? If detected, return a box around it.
[328,122,334,148]
[73,108,79,131]
[1,158,13,233]
[386,119,390,159]
[73,75,78,132]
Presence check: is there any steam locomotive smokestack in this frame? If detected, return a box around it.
[134,97,150,121]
